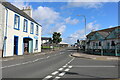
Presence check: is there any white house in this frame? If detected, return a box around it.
[0,1,42,57]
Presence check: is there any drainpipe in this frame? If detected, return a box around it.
[2,7,8,58]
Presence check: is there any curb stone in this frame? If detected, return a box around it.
[71,53,119,61]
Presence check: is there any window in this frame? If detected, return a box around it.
[36,25,39,35]
[14,14,20,30]
[111,41,115,46]
[99,42,101,46]
[23,19,28,32]
[93,42,95,46]
[30,22,34,34]
[35,40,38,49]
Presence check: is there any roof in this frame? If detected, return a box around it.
[87,26,120,38]
[2,2,41,27]
[41,37,51,40]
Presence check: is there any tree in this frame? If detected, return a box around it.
[77,39,80,43]
[52,32,62,44]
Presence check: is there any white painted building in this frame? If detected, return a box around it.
[0,2,42,57]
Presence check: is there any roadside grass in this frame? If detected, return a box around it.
[42,46,60,49]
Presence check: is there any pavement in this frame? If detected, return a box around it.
[71,53,120,61]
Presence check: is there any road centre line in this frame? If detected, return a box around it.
[55,76,61,79]
[68,66,72,68]
[58,72,66,76]
[65,57,75,66]
[42,57,74,80]
[2,57,48,69]
[58,68,63,71]
[45,75,52,79]
[2,52,66,69]
[52,71,59,75]
[64,68,70,71]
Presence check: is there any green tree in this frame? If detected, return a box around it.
[52,32,62,44]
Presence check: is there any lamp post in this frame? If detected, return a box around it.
[77,15,87,38]
[77,15,87,52]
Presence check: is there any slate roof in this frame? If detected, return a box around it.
[2,2,41,27]
[87,26,120,38]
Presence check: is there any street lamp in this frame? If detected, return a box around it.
[77,15,87,38]
[77,15,87,52]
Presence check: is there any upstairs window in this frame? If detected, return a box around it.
[14,14,20,30]
[36,25,39,35]
[23,19,28,32]
[35,40,38,49]
[30,22,34,34]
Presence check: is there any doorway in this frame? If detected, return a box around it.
[14,36,19,55]
[23,38,33,54]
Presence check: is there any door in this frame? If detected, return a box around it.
[29,40,33,53]
[14,36,18,55]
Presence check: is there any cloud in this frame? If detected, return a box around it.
[11,1,30,10]
[33,6,60,25]
[64,17,79,25]
[49,23,66,34]
[32,6,61,35]
[86,21,100,31]
[62,2,103,9]
[63,21,100,44]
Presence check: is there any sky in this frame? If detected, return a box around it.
[8,0,118,44]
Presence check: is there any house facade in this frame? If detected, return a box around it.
[86,26,120,56]
[0,2,42,57]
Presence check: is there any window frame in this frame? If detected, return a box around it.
[23,19,28,32]
[14,14,20,30]
[30,22,34,34]
[36,25,39,35]
[35,40,38,49]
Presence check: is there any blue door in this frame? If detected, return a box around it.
[14,36,18,55]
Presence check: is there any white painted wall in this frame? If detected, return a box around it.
[0,3,6,57]
[3,7,41,57]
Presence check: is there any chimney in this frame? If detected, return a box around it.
[22,6,32,17]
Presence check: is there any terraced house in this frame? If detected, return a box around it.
[86,26,120,56]
[0,1,42,57]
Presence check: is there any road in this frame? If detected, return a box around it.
[1,48,119,80]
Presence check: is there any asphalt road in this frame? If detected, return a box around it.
[1,48,119,80]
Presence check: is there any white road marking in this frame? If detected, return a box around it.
[63,66,67,68]
[47,56,50,58]
[65,57,75,66]
[64,68,70,72]
[68,66,72,68]
[58,68,63,71]
[60,52,65,54]
[44,75,52,79]
[58,72,65,76]
[72,65,116,68]
[52,71,59,75]
[54,76,61,80]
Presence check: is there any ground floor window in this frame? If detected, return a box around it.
[35,40,38,49]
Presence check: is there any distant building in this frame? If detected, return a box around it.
[41,37,51,44]
[58,42,70,47]
[0,1,42,57]
[86,26,120,56]
[79,40,86,50]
